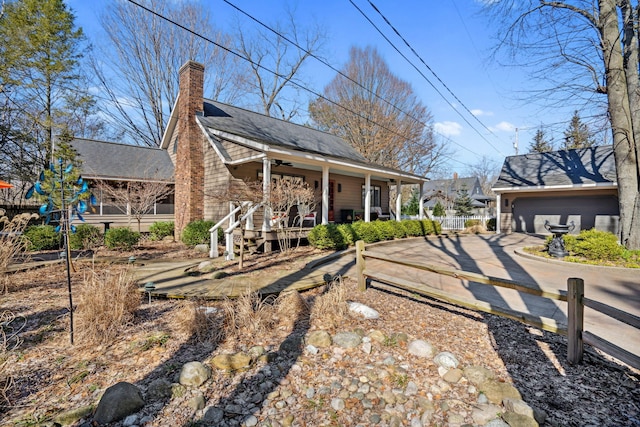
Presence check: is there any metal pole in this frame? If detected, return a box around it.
[59,161,74,345]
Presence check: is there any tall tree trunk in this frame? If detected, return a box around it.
[599,0,640,249]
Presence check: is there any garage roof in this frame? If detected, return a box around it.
[492,145,617,191]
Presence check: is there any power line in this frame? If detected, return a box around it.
[220,0,479,159]
[125,0,480,167]
[350,0,505,157]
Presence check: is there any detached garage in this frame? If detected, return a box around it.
[492,145,619,235]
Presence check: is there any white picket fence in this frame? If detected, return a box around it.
[432,215,492,231]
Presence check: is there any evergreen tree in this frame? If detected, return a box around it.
[454,186,474,217]
[529,127,554,153]
[0,0,92,188]
[402,190,420,216]
[563,110,594,150]
[432,201,446,217]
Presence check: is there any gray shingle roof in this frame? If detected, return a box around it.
[199,100,369,164]
[492,145,617,190]
[69,138,174,181]
[422,176,489,208]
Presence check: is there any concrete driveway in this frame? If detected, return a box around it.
[353,233,639,367]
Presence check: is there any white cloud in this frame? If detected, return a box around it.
[471,109,493,117]
[491,121,516,132]
[434,121,462,136]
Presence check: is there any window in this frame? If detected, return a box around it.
[362,185,381,208]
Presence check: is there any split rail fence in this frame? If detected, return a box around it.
[355,240,640,369]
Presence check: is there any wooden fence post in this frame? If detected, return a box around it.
[567,277,584,365]
[356,240,366,291]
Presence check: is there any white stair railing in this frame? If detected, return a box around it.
[209,201,263,259]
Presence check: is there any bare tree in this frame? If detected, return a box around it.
[309,46,446,176]
[465,155,500,197]
[267,179,316,252]
[233,6,327,120]
[93,0,245,147]
[94,180,173,233]
[485,0,640,249]
[0,210,38,293]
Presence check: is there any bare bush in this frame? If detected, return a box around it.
[174,299,224,344]
[0,211,38,293]
[310,277,349,330]
[268,179,317,252]
[75,267,140,345]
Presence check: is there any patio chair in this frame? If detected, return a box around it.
[301,211,317,227]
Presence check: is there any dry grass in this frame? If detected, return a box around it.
[310,277,349,329]
[74,267,141,345]
[221,292,278,339]
[0,212,38,293]
[0,310,25,408]
[274,290,310,331]
[173,299,224,343]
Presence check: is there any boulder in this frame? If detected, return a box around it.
[433,351,459,369]
[93,382,144,425]
[332,332,362,349]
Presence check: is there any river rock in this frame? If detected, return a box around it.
[433,351,459,369]
[408,340,436,358]
[306,330,332,347]
[332,331,361,348]
[347,301,380,319]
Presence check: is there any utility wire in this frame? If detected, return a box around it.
[125,0,479,166]
[351,0,505,156]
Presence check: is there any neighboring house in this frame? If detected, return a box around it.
[69,138,175,232]
[492,145,619,235]
[422,175,494,216]
[162,61,427,246]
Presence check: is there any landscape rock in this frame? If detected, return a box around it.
[433,351,459,369]
[347,301,380,319]
[146,378,172,400]
[332,331,361,348]
[306,330,332,347]
[368,329,386,343]
[53,404,94,426]
[194,244,209,253]
[503,397,535,418]
[179,361,211,386]
[502,411,539,427]
[93,382,144,425]
[479,380,522,405]
[464,365,495,385]
[210,353,252,371]
[443,368,464,383]
[471,403,502,425]
[408,339,436,358]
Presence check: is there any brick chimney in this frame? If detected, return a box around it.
[174,61,205,239]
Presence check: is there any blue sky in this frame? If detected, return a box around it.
[66,0,603,176]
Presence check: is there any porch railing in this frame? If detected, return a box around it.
[209,201,262,260]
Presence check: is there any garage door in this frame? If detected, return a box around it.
[512,195,619,234]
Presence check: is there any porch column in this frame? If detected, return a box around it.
[495,193,501,234]
[419,183,425,219]
[322,166,329,225]
[395,180,402,221]
[364,174,371,222]
[262,157,272,232]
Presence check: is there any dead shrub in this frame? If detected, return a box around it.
[310,277,349,329]
[174,299,224,344]
[221,292,278,339]
[0,310,25,407]
[464,224,487,234]
[0,212,38,293]
[75,267,140,345]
